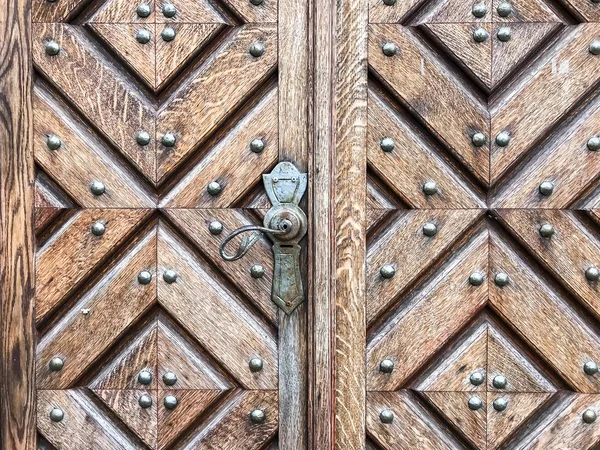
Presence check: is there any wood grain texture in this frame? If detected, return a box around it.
[89,0,156,23]
[223,0,277,23]
[413,0,493,23]
[491,0,561,22]
[369,0,424,24]
[155,0,230,23]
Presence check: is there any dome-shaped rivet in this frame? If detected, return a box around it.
[90,180,106,196]
[163,269,178,284]
[539,181,555,196]
[497,27,511,42]
[472,132,487,147]
[423,222,438,237]
[494,273,510,287]
[136,2,151,17]
[136,130,151,146]
[81,308,91,315]
[250,138,265,153]
[383,0,396,5]
[49,357,64,371]
[497,2,512,17]
[249,358,264,372]
[586,266,600,282]
[161,27,176,42]
[380,137,395,152]
[250,409,266,424]
[208,221,223,235]
[469,272,484,286]
[207,181,222,196]
[138,370,153,385]
[49,407,64,422]
[249,42,266,57]
[493,397,509,412]
[493,374,508,389]
[592,0,600,4]
[539,223,555,238]
[588,137,600,151]
[46,134,62,150]
[380,409,394,424]
[138,394,153,408]
[91,221,106,236]
[250,265,265,279]
[380,359,394,373]
[496,132,510,147]
[472,27,489,43]
[135,29,151,44]
[468,396,483,410]
[583,409,597,423]
[46,0,58,3]
[137,270,152,285]
[161,132,176,147]
[163,395,178,410]
[472,3,487,17]
[584,360,599,375]
[162,3,177,17]
[590,40,600,55]
[382,42,398,57]
[45,40,61,56]
[422,181,438,196]
[470,371,485,386]
[380,264,396,279]
[249,0,264,5]
[163,371,177,386]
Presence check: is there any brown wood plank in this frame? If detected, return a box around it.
[413,0,492,23]
[369,0,424,24]
[491,0,561,22]
[223,0,277,23]
[155,0,229,23]
[89,0,156,23]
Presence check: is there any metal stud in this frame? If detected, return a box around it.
[49,357,64,371]
[250,138,265,153]
[249,358,264,372]
[136,2,151,17]
[422,181,438,196]
[583,409,598,424]
[469,272,484,286]
[135,29,151,44]
[380,359,394,373]
[584,360,599,375]
[81,308,91,315]
[472,132,487,147]
[588,137,600,151]
[90,180,106,196]
[493,397,509,412]
[161,27,176,42]
[47,134,62,150]
[586,266,600,282]
[497,27,511,42]
[380,409,394,424]
[136,130,151,146]
[163,395,178,410]
[593,0,600,3]
[380,264,396,279]
[163,371,177,386]
[162,3,177,17]
[207,181,222,196]
[470,371,485,386]
[161,132,176,147]
[249,0,264,4]
[493,374,508,389]
[250,264,265,279]
[383,0,396,5]
[91,221,106,236]
[472,3,487,18]
[590,40,600,55]
[49,407,64,422]
[139,394,153,408]
[250,409,266,424]
[46,0,58,3]
[381,42,398,57]
[45,40,60,56]
[137,271,152,285]
[472,27,489,43]
[497,2,512,17]
[539,223,555,238]
[468,396,483,411]
[249,42,266,57]
[163,269,177,284]
[539,181,555,196]
[422,222,438,237]
[209,221,224,235]
[494,272,510,287]
[496,131,510,147]
[380,137,395,152]
[138,370,153,385]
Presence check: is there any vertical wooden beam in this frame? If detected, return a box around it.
[0,0,36,448]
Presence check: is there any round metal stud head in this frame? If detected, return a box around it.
[136,130,151,146]
[208,221,224,235]
[49,357,64,371]
[590,40,600,55]
[249,0,264,4]
[493,374,508,389]
[136,2,151,17]
[161,132,176,147]
[138,394,153,408]
[137,271,152,285]
[380,137,395,152]
[249,42,266,57]
[470,371,485,386]
[497,27,511,42]
[249,358,264,372]
[584,360,599,375]
[380,359,394,373]
[250,264,265,279]
[162,3,177,17]
[588,137,600,151]
[90,180,106,196]
[493,397,509,412]
[135,29,151,44]
[423,222,438,237]
[163,395,178,410]
[497,2,512,16]
[162,371,177,386]
[46,134,62,150]
[163,269,178,284]
[380,264,396,279]
[161,27,176,42]
[49,408,64,422]
[583,409,598,424]
[472,132,487,147]
[472,27,489,43]
[422,181,438,196]
[494,273,510,287]
[380,409,394,424]
[496,131,511,147]
[45,40,60,56]
[383,0,396,4]
[250,409,266,424]
[539,181,555,196]
[472,3,487,17]
[207,181,222,196]
[381,42,398,57]
[539,223,555,238]
[138,370,153,385]
[586,266,600,282]
[468,396,483,411]
[250,138,265,153]
[91,221,106,236]
[469,272,485,286]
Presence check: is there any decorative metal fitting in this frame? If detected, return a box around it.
[380,264,396,279]
[497,2,512,17]
[138,270,152,285]
[472,27,489,43]
[470,371,485,386]
[422,222,438,237]
[163,269,177,284]
[135,29,151,44]
[81,308,91,315]
[422,181,438,196]
[493,397,509,412]
[209,221,224,235]
[250,138,265,153]
[162,3,177,17]
[249,358,264,372]
[161,27,176,42]
[497,27,511,42]
[249,0,264,4]
[380,409,394,424]
[136,3,151,17]
[138,370,153,385]
[90,180,106,196]
[207,181,222,196]
[161,132,176,147]
[493,374,508,389]
[472,3,487,18]
[590,40,600,55]
[588,137,600,151]
[45,40,60,56]
[250,264,265,279]
[496,132,510,147]
[139,394,153,408]
[539,181,555,196]
[49,356,64,371]
[249,42,266,57]
[586,266,600,282]
[46,134,62,150]
[250,409,266,424]
[380,137,395,152]
[383,0,396,5]
[494,272,510,287]
[584,360,599,375]
[539,223,555,238]
[469,272,484,286]
[136,130,151,146]
[593,0,600,3]
[471,132,487,147]
[91,221,105,236]
[468,396,483,410]
[381,42,398,57]
[163,395,178,410]
[380,359,394,373]
[583,409,598,424]
[49,407,64,422]
[163,371,178,386]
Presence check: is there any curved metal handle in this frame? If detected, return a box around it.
[219,224,290,261]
